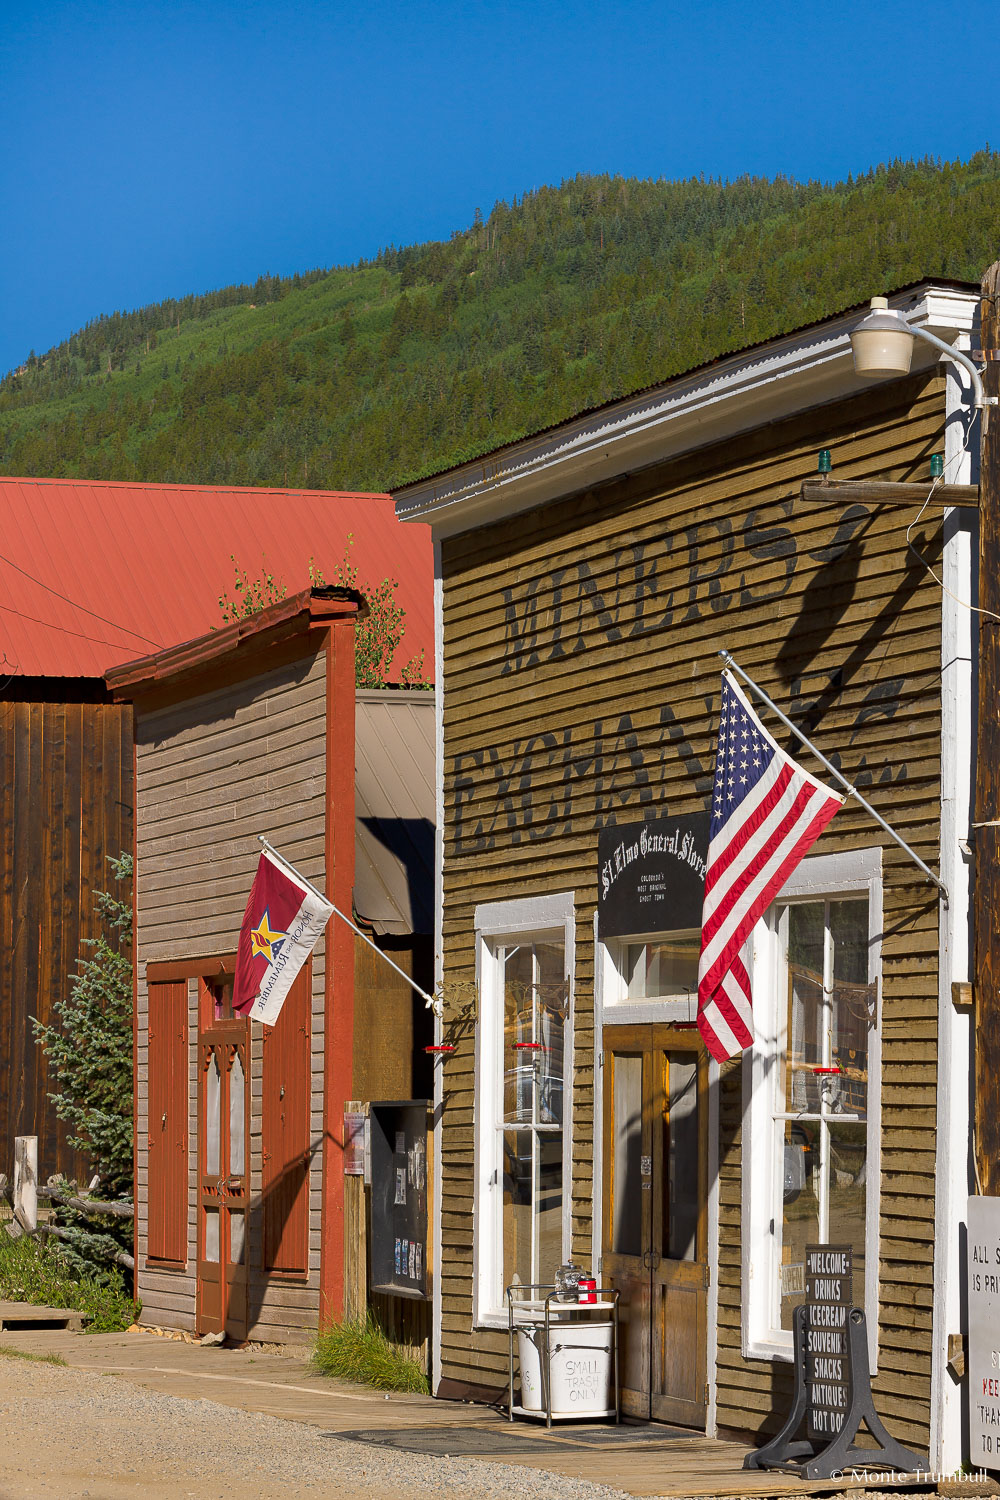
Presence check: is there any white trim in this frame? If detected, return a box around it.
[472,891,576,1328]
[706,1055,720,1439]
[395,286,979,539]
[431,544,445,1396]
[592,912,605,1281]
[742,846,883,1369]
[474,890,576,935]
[930,346,977,1471]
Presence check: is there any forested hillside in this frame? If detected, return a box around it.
[3,153,999,491]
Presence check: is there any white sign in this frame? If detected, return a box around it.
[967,1196,1000,1465]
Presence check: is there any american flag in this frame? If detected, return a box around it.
[697,671,842,1062]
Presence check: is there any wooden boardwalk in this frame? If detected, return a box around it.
[0,1327,925,1498]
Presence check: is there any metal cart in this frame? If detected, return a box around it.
[506,1282,620,1428]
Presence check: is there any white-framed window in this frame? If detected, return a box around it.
[742,847,882,1366]
[597,926,700,1026]
[473,892,575,1326]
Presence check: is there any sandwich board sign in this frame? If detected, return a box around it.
[967,1195,1000,1466]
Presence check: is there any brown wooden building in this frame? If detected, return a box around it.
[393,281,978,1470]
[0,477,433,1189]
[106,589,434,1340]
[0,685,132,1185]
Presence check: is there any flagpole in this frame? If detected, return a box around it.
[257,835,442,1014]
[718,651,948,902]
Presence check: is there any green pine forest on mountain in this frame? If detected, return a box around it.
[3,153,1000,493]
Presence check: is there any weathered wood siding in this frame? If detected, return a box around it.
[134,654,327,1341]
[436,373,945,1446]
[353,936,435,1103]
[0,699,132,1183]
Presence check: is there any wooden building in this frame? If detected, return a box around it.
[106,589,435,1340]
[0,476,432,1188]
[393,280,978,1469]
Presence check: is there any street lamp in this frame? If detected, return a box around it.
[850,295,994,408]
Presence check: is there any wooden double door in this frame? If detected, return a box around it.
[197,1024,249,1339]
[602,1025,709,1427]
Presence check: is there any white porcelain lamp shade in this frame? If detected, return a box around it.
[850,298,915,379]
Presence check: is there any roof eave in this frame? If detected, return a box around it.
[393,282,980,539]
[105,586,365,699]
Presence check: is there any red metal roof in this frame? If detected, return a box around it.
[0,477,433,681]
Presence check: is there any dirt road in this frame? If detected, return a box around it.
[0,1352,628,1500]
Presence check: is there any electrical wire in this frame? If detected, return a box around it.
[904,412,1000,626]
[0,549,162,647]
[0,597,158,650]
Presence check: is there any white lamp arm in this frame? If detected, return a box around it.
[908,322,994,409]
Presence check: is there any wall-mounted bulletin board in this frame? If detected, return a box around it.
[369,1099,431,1300]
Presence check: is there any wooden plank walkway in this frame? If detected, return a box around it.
[0,1300,88,1332]
[0,1327,930,1498]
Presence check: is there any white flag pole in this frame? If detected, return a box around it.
[256,836,442,1014]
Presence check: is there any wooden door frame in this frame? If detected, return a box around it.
[648,1027,710,1426]
[601,1022,714,1430]
[196,1018,250,1338]
[602,1028,654,1419]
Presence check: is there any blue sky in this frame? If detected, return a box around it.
[2,0,998,377]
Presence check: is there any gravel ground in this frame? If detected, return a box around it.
[0,1354,632,1500]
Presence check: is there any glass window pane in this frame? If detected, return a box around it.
[205,1052,221,1177]
[229,1050,245,1176]
[204,1207,220,1263]
[625,934,700,1000]
[503,947,534,1125]
[780,1119,818,1329]
[775,895,871,1334]
[230,1211,246,1266]
[612,1054,643,1256]
[830,901,872,1119]
[664,1052,699,1262]
[497,935,567,1299]
[502,1128,533,1289]
[535,1133,563,1286]
[827,1119,867,1295]
[536,943,566,1127]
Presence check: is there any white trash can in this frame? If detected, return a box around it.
[517,1319,614,1415]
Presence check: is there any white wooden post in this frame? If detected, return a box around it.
[13,1135,38,1232]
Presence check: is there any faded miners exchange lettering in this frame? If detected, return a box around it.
[498,502,871,674]
[451,670,910,857]
[598,815,709,940]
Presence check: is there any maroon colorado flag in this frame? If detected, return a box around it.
[697,672,842,1062]
[233,849,333,1024]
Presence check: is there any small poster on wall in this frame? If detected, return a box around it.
[968,1196,1000,1466]
[597,814,710,940]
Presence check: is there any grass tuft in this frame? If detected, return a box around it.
[0,1344,67,1366]
[0,1226,138,1333]
[313,1315,429,1394]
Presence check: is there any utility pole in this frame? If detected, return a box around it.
[975,260,1000,1194]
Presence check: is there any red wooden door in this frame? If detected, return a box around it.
[197,978,249,1338]
[147,981,188,1264]
[262,965,311,1275]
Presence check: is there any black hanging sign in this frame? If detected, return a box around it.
[597,815,710,941]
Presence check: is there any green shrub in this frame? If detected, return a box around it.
[32,853,135,1284]
[0,1227,138,1333]
[0,1345,66,1365]
[313,1315,429,1393]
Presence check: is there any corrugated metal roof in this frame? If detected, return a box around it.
[354,688,435,936]
[393,277,981,494]
[0,477,432,681]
